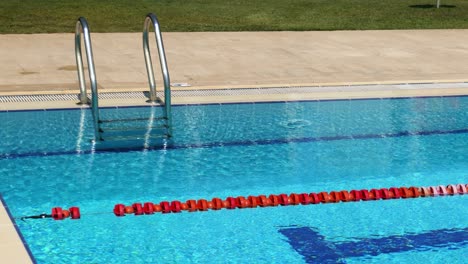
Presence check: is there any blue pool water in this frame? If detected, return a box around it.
[0,96,467,263]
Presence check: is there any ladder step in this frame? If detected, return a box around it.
[101,134,170,142]
[99,117,167,123]
[99,128,167,138]
[100,125,168,132]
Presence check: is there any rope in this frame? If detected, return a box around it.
[18,183,467,221]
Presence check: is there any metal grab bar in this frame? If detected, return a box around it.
[143,13,172,136]
[75,17,100,139]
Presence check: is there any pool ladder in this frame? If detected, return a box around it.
[75,14,172,142]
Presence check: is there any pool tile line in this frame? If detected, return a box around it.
[1,94,467,113]
[0,194,36,263]
[1,128,467,160]
[279,226,468,263]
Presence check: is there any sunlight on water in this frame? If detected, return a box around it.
[0,96,467,263]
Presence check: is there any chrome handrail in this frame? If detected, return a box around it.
[143,13,172,136]
[75,17,100,139]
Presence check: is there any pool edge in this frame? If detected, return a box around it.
[1,82,468,112]
[0,194,36,264]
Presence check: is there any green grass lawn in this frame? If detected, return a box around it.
[1,0,467,33]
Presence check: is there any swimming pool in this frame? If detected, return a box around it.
[1,96,467,263]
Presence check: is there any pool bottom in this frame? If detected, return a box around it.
[2,96,466,263]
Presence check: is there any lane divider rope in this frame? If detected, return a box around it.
[20,184,467,221]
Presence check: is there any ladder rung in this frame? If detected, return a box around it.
[100,125,168,132]
[101,134,170,141]
[99,117,167,123]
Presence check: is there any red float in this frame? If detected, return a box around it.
[69,207,80,219]
[409,187,421,197]
[299,193,311,204]
[370,189,382,200]
[197,199,208,211]
[380,188,391,199]
[399,187,412,198]
[389,187,401,198]
[132,203,144,215]
[143,202,154,214]
[278,194,290,206]
[360,190,370,201]
[160,201,171,214]
[186,200,197,212]
[309,193,320,204]
[247,196,258,208]
[52,207,64,220]
[318,192,332,203]
[236,196,248,208]
[329,191,341,202]
[225,197,237,209]
[340,191,351,202]
[212,198,223,210]
[258,195,270,207]
[170,201,182,213]
[289,194,301,205]
[269,195,279,206]
[349,190,361,201]
[113,204,125,217]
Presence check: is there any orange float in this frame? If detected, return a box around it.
[410,187,421,197]
[299,193,311,204]
[247,196,258,208]
[268,195,279,206]
[329,191,342,202]
[258,195,270,207]
[211,198,223,210]
[340,191,351,202]
[197,199,208,211]
[318,192,332,203]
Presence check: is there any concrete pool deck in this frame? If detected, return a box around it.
[0,197,34,263]
[1,30,468,108]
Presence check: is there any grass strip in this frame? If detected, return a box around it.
[1,0,467,33]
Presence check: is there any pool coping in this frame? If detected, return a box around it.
[1,81,468,111]
[0,194,35,263]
